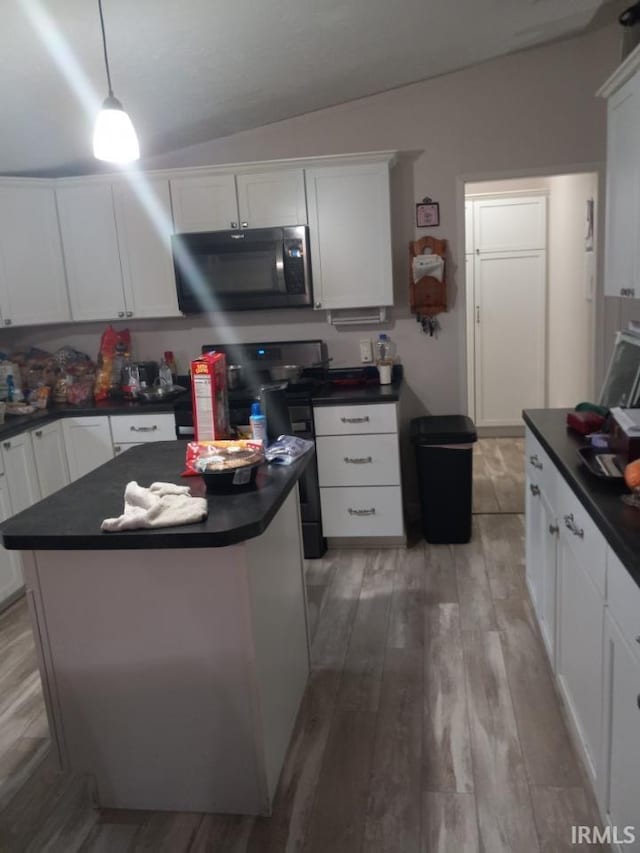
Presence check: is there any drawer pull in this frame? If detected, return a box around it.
[548,523,559,536]
[529,484,540,496]
[344,456,372,465]
[529,454,543,470]
[563,513,584,538]
[130,425,158,433]
[635,635,640,646]
[2,441,10,450]
[348,507,376,516]
[340,416,370,424]
[34,430,43,438]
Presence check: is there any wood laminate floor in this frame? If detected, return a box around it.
[0,439,604,852]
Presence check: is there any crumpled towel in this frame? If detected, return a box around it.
[101,481,208,532]
[412,253,444,283]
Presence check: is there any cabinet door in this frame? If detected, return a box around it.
[56,183,126,321]
[170,173,238,233]
[113,177,181,319]
[604,75,640,298]
[236,169,307,228]
[62,417,113,482]
[306,163,393,310]
[556,533,604,779]
[525,476,544,611]
[473,196,547,253]
[538,490,558,667]
[0,183,70,327]
[31,421,70,498]
[601,613,640,849]
[0,472,23,605]
[1,432,41,515]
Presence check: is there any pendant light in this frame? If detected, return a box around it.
[92,0,139,163]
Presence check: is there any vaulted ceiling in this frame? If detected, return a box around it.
[4,0,617,175]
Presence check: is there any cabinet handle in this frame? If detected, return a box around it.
[529,454,543,470]
[114,445,121,454]
[34,430,43,438]
[621,287,636,298]
[529,483,540,496]
[563,513,584,538]
[0,471,4,477]
[2,441,10,450]
[348,507,376,516]
[117,311,125,318]
[344,456,372,464]
[637,694,640,710]
[548,523,559,535]
[126,311,133,318]
[315,301,322,309]
[3,319,11,326]
[635,635,640,646]
[230,222,238,229]
[241,221,249,228]
[341,416,370,424]
[130,424,158,432]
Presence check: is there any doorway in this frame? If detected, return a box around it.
[464,173,598,430]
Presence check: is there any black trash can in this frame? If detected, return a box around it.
[410,415,477,544]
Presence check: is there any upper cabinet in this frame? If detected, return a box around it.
[305,161,393,311]
[56,183,127,322]
[599,57,640,298]
[0,183,70,327]
[170,168,307,233]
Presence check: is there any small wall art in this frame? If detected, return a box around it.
[416,197,440,228]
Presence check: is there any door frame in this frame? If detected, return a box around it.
[465,190,549,425]
[456,164,604,426]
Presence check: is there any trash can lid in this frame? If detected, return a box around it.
[410,415,477,445]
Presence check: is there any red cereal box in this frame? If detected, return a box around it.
[190,351,229,441]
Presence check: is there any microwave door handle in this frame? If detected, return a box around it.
[275,241,286,293]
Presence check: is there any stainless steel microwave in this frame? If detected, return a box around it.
[172,225,312,313]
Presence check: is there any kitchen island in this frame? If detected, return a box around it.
[0,442,313,815]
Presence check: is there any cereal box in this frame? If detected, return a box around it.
[190,351,229,441]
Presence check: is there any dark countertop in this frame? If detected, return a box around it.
[0,442,313,551]
[312,381,402,406]
[0,396,184,441]
[524,408,640,589]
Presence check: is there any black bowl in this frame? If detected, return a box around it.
[201,461,262,493]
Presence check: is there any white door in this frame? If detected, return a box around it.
[602,613,640,850]
[31,421,70,498]
[604,74,640,298]
[474,250,546,426]
[473,195,546,252]
[1,432,41,514]
[62,417,113,481]
[0,471,23,605]
[236,169,307,228]
[56,183,127,321]
[170,173,238,233]
[464,200,474,254]
[0,183,70,327]
[113,177,181,319]
[306,163,393,310]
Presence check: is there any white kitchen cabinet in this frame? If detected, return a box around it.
[170,173,238,233]
[600,611,640,850]
[305,162,393,310]
[601,72,640,298]
[31,421,70,498]
[113,177,181,319]
[236,169,307,228]
[0,182,70,327]
[526,474,559,667]
[1,432,41,515]
[556,526,604,780]
[525,476,544,612]
[0,467,23,607]
[62,417,113,482]
[56,183,127,322]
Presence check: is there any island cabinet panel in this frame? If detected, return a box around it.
[0,182,70,327]
[170,173,238,233]
[0,467,23,606]
[0,431,41,514]
[62,417,113,482]
[236,169,307,228]
[30,421,69,499]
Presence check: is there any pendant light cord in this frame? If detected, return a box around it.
[97,0,113,97]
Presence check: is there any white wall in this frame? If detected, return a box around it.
[4,24,620,419]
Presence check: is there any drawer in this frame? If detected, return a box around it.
[557,475,607,596]
[313,403,397,436]
[316,434,400,487]
[320,486,404,537]
[607,547,640,658]
[110,413,175,444]
[525,428,557,506]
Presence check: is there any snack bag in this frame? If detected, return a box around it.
[94,326,131,401]
[182,440,264,477]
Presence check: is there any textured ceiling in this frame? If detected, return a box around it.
[3,0,613,175]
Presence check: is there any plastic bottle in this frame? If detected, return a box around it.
[375,334,396,385]
[158,356,173,386]
[250,401,267,442]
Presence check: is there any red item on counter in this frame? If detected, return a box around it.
[566,410,605,436]
[190,351,229,440]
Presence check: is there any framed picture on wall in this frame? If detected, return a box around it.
[416,201,440,228]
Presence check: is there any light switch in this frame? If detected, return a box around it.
[360,339,373,363]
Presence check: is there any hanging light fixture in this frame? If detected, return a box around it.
[93,0,139,163]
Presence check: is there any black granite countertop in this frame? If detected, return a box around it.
[0,441,312,551]
[0,396,185,441]
[524,408,640,589]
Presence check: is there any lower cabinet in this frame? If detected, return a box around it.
[31,421,70,498]
[0,463,23,605]
[525,475,559,665]
[62,417,113,481]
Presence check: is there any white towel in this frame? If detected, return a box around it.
[101,481,208,532]
[412,253,444,283]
